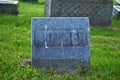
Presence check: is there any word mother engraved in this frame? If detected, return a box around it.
[34,29,89,48]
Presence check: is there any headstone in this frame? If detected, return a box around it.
[32,17,90,71]
[0,0,19,15]
[112,6,120,19]
[116,0,120,6]
[45,0,113,27]
[20,0,38,2]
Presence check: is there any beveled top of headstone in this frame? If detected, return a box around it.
[0,0,18,4]
[32,17,89,30]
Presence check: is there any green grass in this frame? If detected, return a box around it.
[0,0,120,80]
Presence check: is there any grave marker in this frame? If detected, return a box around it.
[0,0,19,15]
[20,0,38,2]
[45,0,113,26]
[32,17,90,71]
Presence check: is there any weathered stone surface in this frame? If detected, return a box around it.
[45,0,113,26]
[112,6,120,19]
[116,0,120,6]
[0,1,19,15]
[32,17,90,71]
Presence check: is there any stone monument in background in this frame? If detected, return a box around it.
[32,17,90,71]
[20,0,38,2]
[45,0,113,27]
[0,0,19,15]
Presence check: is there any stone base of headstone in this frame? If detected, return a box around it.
[116,0,120,6]
[112,6,120,19]
[0,1,19,15]
[20,0,38,2]
[32,17,90,71]
[45,0,113,27]
[32,59,90,71]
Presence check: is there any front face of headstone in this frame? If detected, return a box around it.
[21,0,38,2]
[32,17,90,71]
[45,0,113,26]
[0,1,19,15]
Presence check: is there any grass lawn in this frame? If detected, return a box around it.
[0,0,120,80]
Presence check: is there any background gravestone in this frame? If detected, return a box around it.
[45,0,113,27]
[20,0,38,2]
[0,0,19,15]
[32,17,90,71]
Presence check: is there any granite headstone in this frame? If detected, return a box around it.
[45,0,113,26]
[0,0,19,15]
[32,17,90,71]
[20,0,38,2]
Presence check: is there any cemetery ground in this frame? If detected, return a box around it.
[0,0,120,80]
